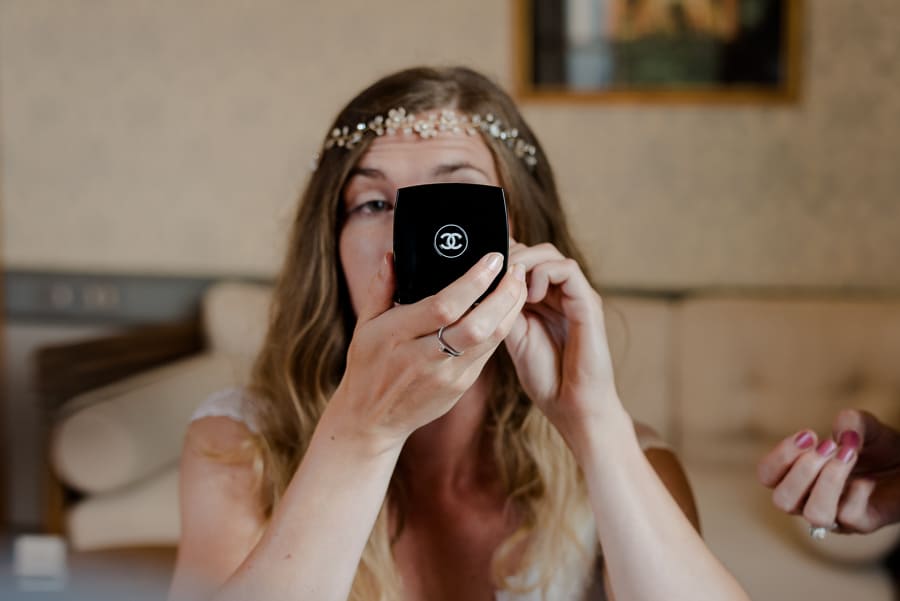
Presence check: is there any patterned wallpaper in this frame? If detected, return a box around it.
[1,1,898,290]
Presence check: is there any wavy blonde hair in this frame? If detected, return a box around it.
[247,66,597,600]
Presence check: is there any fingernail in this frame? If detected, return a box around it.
[816,439,837,457]
[486,253,503,271]
[837,445,856,463]
[794,431,814,450]
[513,263,526,281]
[839,431,860,449]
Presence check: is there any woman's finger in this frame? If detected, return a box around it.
[837,477,879,533]
[831,409,868,443]
[832,408,900,463]
[758,430,818,488]
[802,433,861,527]
[492,276,530,341]
[403,252,505,337]
[423,263,526,358]
[357,252,396,324]
[505,312,528,358]
[508,241,565,271]
[524,259,595,310]
[771,440,838,514]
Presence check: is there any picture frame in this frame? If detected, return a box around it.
[514,0,803,104]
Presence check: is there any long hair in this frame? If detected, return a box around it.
[247,66,595,600]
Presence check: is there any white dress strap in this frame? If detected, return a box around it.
[190,387,261,434]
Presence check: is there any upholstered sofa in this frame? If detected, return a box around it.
[48,282,900,600]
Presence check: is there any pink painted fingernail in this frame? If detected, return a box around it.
[816,439,837,456]
[837,431,860,463]
[486,253,503,271]
[839,431,861,449]
[794,431,814,449]
[837,445,856,463]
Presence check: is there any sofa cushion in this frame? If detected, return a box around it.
[67,467,180,551]
[603,296,675,442]
[684,459,895,601]
[677,297,900,461]
[52,354,249,494]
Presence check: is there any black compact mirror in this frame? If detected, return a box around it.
[393,183,509,305]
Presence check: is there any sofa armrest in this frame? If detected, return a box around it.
[36,319,204,413]
[50,352,250,495]
[67,467,181,551]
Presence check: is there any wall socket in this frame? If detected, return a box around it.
[47,282,121,311]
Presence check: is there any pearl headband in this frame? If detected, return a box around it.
[312,108,538,170]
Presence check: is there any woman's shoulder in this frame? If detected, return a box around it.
[190,387,261,435]
[182,389,264,491]
[177,393,267,593]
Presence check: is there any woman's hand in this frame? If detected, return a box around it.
[323,251,527,455]
[758,409,900,533]
[503,240,625,452]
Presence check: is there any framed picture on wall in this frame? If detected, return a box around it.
[514,0,803,103]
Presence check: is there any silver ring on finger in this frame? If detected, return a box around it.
[437,325,464,357]
[808,522,838,540]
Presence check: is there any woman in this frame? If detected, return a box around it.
[168,66,749,601]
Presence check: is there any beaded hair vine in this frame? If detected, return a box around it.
[311,108,538,170]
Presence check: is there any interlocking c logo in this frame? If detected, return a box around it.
[434,224,468,258]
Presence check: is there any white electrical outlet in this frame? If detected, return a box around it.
[13,534,68,590]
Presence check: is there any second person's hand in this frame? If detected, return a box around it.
[758,409,900,534]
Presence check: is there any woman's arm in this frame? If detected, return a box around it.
[207,411,403,601]
[601,441,701,601]
[642,447,701,533]
[581,418,747,601]
[167,414,401,601]
[503,240,749,601]
[168,417,268,601]
[170,253,527,601]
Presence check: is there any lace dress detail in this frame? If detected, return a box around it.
[496,501,602,601]
[189,387,260,434]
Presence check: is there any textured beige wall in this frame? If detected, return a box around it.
[1,1,898,290]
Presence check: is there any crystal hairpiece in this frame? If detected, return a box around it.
[312,108,537,170]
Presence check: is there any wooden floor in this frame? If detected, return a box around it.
[1,543,176,600]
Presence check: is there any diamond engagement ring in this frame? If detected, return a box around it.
[809,523,838,540]
[437,326,463,357]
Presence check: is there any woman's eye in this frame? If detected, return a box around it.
[351,199,393,215]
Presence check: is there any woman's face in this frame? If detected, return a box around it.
[339,123,501,316]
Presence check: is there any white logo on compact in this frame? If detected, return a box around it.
[434,224,468,259]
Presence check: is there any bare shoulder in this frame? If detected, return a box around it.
[184,414,260,458]
[180,415,266,530]
[169,417,267,600]
[632,420,701,533]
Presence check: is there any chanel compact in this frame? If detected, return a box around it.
[393,183,509,305]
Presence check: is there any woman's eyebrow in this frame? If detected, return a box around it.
[431,162,490,179]
[347,166,386,180]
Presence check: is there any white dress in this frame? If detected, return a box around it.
[191,388,671,601]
